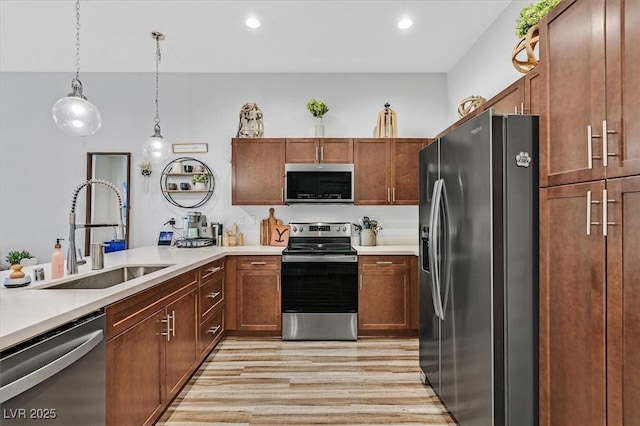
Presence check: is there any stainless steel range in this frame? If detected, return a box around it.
[281,222,358,341]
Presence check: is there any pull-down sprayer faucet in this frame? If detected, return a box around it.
[68,179,124,275]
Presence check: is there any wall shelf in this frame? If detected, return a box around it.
[160,157,214,208]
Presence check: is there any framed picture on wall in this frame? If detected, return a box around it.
[172,143,208,153]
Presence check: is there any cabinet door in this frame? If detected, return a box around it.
[539,0,606,186]
[320,138,353,163]
[391,139,424,205]
[107,310,165,426]
[358,257,410,330]
[237,270,281,331]
[285,138,318,163]
[524,67,541,115]
[354,138,391,205]
[165,290,198,401]
[604,0,640,178]
[606,176,640,425]
[481,78,525,115]
[232,138,285,205]
[539,181,607,426]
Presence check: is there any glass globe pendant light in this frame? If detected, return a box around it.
[52,0,102,137]
[142,32,171,163]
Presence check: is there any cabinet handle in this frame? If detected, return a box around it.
[586,190,602,236]
[171,310,176,337]
[207,266,223,274]
[359,274,362,291]
[602,120,618,167]
[588,125,603,169]
[281,187,284,202]
[392,187,396,202]
[315,146,319,162]
[376,261,393,265]
[514,106,518,114]
[387,188,391,203]
[161,314,172,342]
[208,326,221,335]
[207,291,221,299]
[250,261,267,265]
[602,189,618,236]
[520,103,524,114]
[277,275,280,292]
[321,146,324,162]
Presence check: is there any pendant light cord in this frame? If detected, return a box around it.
[75,0,81,81]
[154,35,162,130]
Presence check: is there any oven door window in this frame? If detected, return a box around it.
[281,262,357,313]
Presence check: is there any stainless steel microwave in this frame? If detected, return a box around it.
[284,163,355,203]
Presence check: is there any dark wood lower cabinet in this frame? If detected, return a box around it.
[106,310,165,426]
[540,181,607,426]
[358,256,413,330]
[105,269,213,426]
[165,290,198,400]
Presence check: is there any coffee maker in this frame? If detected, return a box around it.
[178,212,215,247]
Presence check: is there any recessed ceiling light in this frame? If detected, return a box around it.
[245,17,261,29]
[397,18,413,30]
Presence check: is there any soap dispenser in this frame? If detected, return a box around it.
[51,238,65,279]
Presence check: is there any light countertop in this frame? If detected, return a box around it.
[0,244,417,351]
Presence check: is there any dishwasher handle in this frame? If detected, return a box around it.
[0,329,103,404]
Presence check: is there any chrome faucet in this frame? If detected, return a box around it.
[68,179,124,275]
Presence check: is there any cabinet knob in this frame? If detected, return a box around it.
[208,326,221,335]
[207,292,221,299]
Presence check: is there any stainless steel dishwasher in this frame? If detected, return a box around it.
[0,312,106,425]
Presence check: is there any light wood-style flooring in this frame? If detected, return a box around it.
[158,337,456,425]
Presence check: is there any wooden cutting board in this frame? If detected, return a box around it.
[260,208,282,245]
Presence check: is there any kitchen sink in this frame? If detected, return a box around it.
[41,265,171,290]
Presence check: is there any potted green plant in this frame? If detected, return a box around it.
[139,161,152,177]
[307,99,329,136]
[512,0,560,73]
[191,173,209,190]
[6,250,34,266]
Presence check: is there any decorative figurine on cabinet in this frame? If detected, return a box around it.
[375,103,398,138]
[236,102,264,138]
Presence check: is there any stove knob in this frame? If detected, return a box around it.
[341,226,347,232]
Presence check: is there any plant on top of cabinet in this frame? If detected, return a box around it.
[307,99,329,137]
[512,0,559,73]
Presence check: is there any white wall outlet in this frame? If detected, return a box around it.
[237,215,244,225]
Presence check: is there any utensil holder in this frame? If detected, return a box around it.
[359,229,377,246]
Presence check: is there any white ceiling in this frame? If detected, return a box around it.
[0,1,514,73]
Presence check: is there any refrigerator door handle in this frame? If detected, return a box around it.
[439,179,452,320]
[428,180,442,319]
[432,179,445,320]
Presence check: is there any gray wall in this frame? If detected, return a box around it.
[0,2,531,266]
[0,72,448,264]
[446,1,530,122]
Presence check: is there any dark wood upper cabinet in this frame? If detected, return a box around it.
[285,138,353,163]
[354,138,425,205]
[232,138,285,205]
[540,0,640,186]
[480,78,525,115]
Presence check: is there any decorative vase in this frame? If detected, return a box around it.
[512,24,540,74]
[314,117,325,137]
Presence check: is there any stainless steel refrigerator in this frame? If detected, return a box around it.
[419,109,538,426]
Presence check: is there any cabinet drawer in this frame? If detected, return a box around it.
[199,270,224,319]
[106,270,198,340]
[199,307,224,355]
[200,258,225,280]
[359,256,410,271]
[236,256,281,270]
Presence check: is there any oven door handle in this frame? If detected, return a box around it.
[0,329,103,404]
[282,254,358,263]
